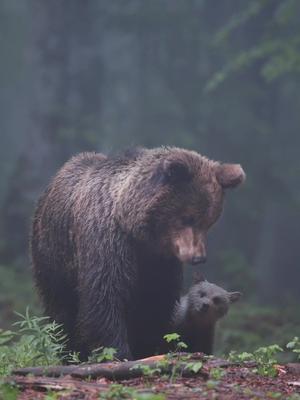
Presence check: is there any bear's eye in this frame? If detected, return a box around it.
[181,216,195,226]
[199,291,205,298]
[213,296,222,305]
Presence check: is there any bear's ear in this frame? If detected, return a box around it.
[216,164,246,189]
[228,291,242,303]
[162,159,192,185]
[193,271,206,284]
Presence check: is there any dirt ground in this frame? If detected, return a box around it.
[5,357,300,399]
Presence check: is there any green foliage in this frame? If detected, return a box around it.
[0,329,14,346]
[162,333,203,382]
[203,367,226,392]
[252,345,283,377]
[131,334,203,384]
[99,384,136,400]
[0,308,122,376]
[136,396,165,400]
[163,333,187,352]
[162,333,187,382]
[99,383,165,400]
[44,392,66,400]
[130,364,161,378]
[286,336,300,359]
[0,382,19,400]
[207,0,300,90]
[163,333,180,343]
[67,351,81,364]
[209,367,225,380]
[216,302,300,359]
[286,395,300,400]
[206,380,220,390]
[14,308,68,364]
[135,395,165,400]
[0,308,67,376]
[183,361,203,374]
[228,351,254,363]
[88,346,117,363]
[267,392,283,399]
[214,0,265,45]
[228,344,283,377]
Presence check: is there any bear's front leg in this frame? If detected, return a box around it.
[76,294,133,360]
[75,263,134,360]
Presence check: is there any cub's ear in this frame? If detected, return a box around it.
[156,159,192,185]
[216,163,246,189]
[193,271,206,284]
[229,291,242,303]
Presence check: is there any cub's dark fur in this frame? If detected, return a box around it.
[172,275,241,354]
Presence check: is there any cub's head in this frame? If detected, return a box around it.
[116,147,245,264]
[188,275,241,323]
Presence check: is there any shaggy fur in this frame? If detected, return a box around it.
[31,146,245,360]
[172,276,241,354]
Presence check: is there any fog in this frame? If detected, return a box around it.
[0,0,299,351]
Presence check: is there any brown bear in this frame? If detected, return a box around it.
[171,274,241,354]
[30,147,245,360]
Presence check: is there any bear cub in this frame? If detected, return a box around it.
[172,274,241,354]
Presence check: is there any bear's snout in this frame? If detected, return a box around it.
[201,302,210,312]
[173,227,207,264]
[191,255,207,265]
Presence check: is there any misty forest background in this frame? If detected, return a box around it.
[0,0,299,357]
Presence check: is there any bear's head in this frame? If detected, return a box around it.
[115,147,245,264]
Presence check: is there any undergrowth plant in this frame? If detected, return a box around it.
[99,383,165,400]
[0,308,67,376]
[286,337,300,360]
[163,333,203,371]
[14,308,68,364]
[99,384,136,400]
[228,344,283,377]
[162,333,203,382]
[88,346,117,363]
[0,381,20,400]
[130,363,162,381]
[162,333,190,383]
[130,333,203,384]
[163,333,188,353]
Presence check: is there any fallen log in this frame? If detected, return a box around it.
[12,353,257,381]
[13,353,209,380]
[286,363,300,376]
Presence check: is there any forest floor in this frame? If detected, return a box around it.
[5,354,300,400]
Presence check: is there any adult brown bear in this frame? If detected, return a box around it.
[31,147,245,360]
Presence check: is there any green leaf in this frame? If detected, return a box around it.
[163,333,180,343]
[177,341,188,349]
[185,361,203,373]
[0,330,15,346]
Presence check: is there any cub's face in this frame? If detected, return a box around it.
[149,156,245,265]
[188,281,241,323]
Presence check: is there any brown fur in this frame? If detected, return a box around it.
[30,146,245,360]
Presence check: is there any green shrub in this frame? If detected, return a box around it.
[0,308,67,376]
